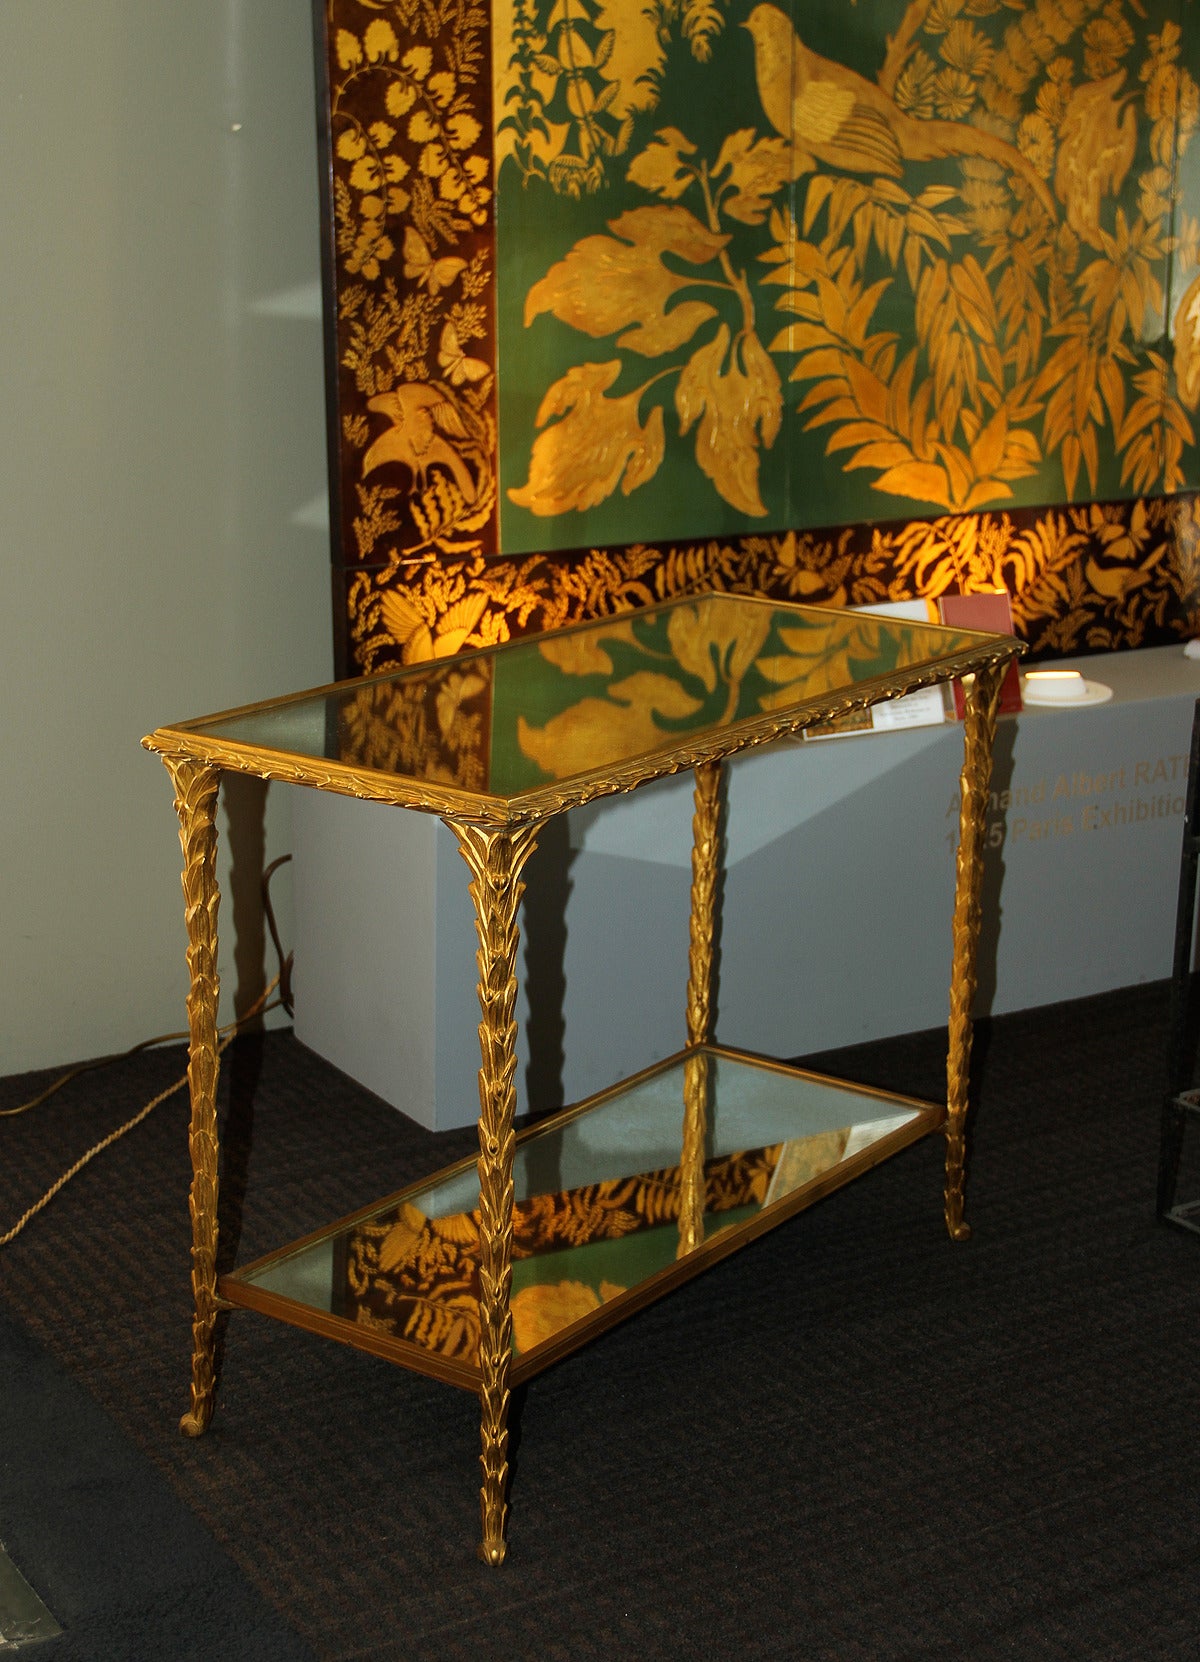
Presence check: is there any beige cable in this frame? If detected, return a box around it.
[1,978,280,1249]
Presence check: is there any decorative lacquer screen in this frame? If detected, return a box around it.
[314,0,1200,674]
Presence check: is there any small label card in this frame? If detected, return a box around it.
[870,684,948,729]
[804,600,949,740]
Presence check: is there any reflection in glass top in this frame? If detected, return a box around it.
[180,594,992,800]
[236,1051,925,1368]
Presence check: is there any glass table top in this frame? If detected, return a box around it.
[226,1048,938,1380]
[146,593,1013,817]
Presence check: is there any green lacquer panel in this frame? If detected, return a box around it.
[314,0,1200,672]
[494,0,1200,549]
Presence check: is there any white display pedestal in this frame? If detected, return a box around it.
[292,643,1200,1130]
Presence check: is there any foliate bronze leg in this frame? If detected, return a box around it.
[685,761,722,1049]
[678,1050,710,1258]
[945,663,1005,1243]
[162,754,223,1436]
[679,761,722,1258]
[453,820,542,1566]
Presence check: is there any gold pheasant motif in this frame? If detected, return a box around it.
[743,4,1057,220]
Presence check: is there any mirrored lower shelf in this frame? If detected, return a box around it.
[221,1046,944,1389]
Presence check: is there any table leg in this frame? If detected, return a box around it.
[162,754,223,1436]
[945,663,1005,1243]
[679,761,722,1258]
[452,820,542,1566]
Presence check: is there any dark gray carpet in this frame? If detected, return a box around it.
[0,1305,313,1661]
[1,981,1198,1660]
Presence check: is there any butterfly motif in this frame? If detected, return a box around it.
[438,322,490,387]
[402,226,467,295]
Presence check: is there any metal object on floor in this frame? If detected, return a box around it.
[1158,696,1200,1233]
[0,1543,62,1649]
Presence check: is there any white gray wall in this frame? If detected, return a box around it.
[1,3,331,1074]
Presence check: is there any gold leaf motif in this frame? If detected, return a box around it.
[409,109,440,145]
[447,112,482,150]
[537,620,638,678]
[516,671,704,777]
[508,361,666,514]
[716,130,794,225]
[675,325,782,516]
[665,601,772,698]
[523,205,726,356]
[385,81,417,119]
[626,127,697,199]
[349,156,382,193]
[1174,272,1200,412]
[872,460,955,509]
[363,19,399,62]
[757,615,928,707]
[324,0,1200,678]
[436,668,488,747]
[510,1280,608,1353]
[336,28,362,71]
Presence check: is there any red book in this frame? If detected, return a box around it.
[937,591,1023,718]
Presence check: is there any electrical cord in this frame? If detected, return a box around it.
[262,853,295,1017]
[0,977,283,1250]
[1,857,294,1249]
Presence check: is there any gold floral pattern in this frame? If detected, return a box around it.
[317,2,1200,676]
[338,1143,780,1361]
[339,492,1200,672]
[337,658,493,788]
[318,0,498,601]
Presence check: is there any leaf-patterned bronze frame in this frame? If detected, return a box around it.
[145,593,1021,1563]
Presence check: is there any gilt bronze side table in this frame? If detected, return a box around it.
[144,591,1022,1563]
